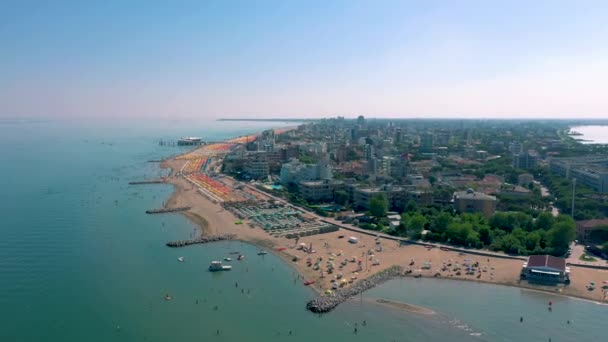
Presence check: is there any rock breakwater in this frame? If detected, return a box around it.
[306,265,403,313]
[166,234,236,247]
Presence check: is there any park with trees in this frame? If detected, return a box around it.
[392,206,576,257]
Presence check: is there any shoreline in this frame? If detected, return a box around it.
[154,140,608,307]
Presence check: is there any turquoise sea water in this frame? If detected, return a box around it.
[1,119,607,342]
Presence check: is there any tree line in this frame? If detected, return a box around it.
[391,202,575,257]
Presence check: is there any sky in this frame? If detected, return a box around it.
[1,0,608,120]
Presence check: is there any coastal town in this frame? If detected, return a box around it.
[156,118,608,308]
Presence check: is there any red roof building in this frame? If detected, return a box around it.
[521,255,569,284]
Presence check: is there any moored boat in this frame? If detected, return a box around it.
[209,261,232,271]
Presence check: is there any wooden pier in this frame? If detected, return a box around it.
[145,207,191,214]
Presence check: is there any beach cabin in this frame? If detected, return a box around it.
[520,255,569,284]
[348,236,358,244]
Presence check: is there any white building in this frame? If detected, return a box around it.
[280,158,332,185]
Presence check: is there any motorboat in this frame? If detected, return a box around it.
[237,254,245,260]
[209,261,232,272]
[224,257,232,262]
[177,257,185,262]
[257,251,268,255]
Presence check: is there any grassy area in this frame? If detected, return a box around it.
[579,254,597,262]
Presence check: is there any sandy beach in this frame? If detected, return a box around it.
[160,156,608,304]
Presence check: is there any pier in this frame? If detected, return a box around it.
[166,234,236,247]
[145,207,191,214]
[129,179,165,185]
[306,266,403,314]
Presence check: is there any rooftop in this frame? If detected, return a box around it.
[453,190,497,201]
[576,219,608,228]
[527,255,565,271]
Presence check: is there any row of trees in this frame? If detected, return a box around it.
[538,168,608,220]
[393,208,576,256]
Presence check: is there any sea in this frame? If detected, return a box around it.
[569,125,608,144]
[1,118,606,342]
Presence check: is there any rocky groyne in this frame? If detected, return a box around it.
[129,179,165,185]
[166,234,236,247]
[306,266,404,313]
[146,206,191,214]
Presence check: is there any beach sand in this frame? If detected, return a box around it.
[160,157,608,304]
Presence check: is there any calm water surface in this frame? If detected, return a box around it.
[1,119,606,341]
[569,125,608,144]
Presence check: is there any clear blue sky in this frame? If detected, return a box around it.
[1,0,608,119]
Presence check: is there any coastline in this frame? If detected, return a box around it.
[156,143,608,307]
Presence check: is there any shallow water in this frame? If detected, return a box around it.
[1,119,606,341]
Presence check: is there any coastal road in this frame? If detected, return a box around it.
[568,244,608,266]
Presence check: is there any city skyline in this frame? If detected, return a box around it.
[2,0,608,119]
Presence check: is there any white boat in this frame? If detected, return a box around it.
[257,251,268,255]
[177,257,185,262]
[224,257,232,262]
[237,254,245,260]
[208,261,232,272]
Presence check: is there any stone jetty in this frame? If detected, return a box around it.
[129,179,165,185]
[306,265,404,313]
[145,206,191,214]
[166,234,236,247]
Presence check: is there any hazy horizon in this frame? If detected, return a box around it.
[2,1,608,119]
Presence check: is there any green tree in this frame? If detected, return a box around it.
[478,226,492,246]
[404,200,418,213]
[547,218,576,255]
[402,212,428,238]
[370,193,388,219]
[445,222,473,246]
[535,212,554,230]
[465,231,481,248]
[431,212,453,234]
[334,190,348,205]
[525,231,542,252]
[501,235,525,254]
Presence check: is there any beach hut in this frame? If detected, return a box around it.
[520,255,568,283]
